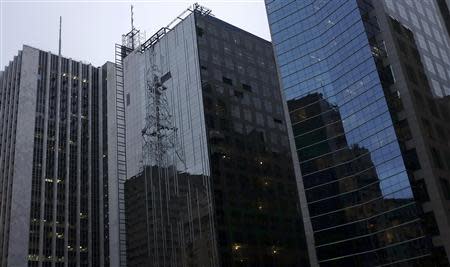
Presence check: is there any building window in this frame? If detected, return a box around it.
[404,149,421,171]
[412,179,430,203]
[445,151,450,170]
[202,82,212,93]
[431,147,444,169]
[234,90,243,98]
[423,212,440,236]
[439,178,450,200]
[432,246,449,266]
[418,70,430,91]
[427,98,440,118]
[404,63,418,85]
[273,118,282,124]
[391,18,403,34]
[422,118,434,139]
[413,90,425,110]
[222,76,233,85]
[242,83,252,92]
[196,26,204,37]
[395,119,412,141]
[435,124,446,143]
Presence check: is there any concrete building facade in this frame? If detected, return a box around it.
[0,45,120,267]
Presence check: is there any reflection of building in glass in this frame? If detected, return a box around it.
[123,5,309,266]
[265,0,450,265]
[125,166,214,267]
[287,93,428,266]
[0,46,118,266]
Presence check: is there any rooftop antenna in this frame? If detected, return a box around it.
[131,5,134,30]
[131,5,135,49]
[58,16,62,56]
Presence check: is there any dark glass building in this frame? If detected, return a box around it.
[123,4,309,267]
[266,0,450,266]
[0,46,119,267]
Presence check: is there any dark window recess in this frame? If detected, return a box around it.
[413,91,426,112]
[412,179,430,203]
[220,119,230,131]
[431,147,444,169]
[423,212,440,236]
[126,93,130,106]
[379,65,395,86]
[205,115,215,129]
[405,29,415,43]
[404,63,418,85]
[418,71,430,91]
[410,47,422,65]
[216,100,227,115]
[435,124,446,142]
[161,71,172,84]
[439,103,450,121]
[404,148,421,171]
[386,90,404,112]
[422,118,434,139]
[395,119,412,141]
[273,118,282,124]
[391,18,403,35]
[439,178,450,200]
[222,76,233,85]
[202,82,212,93]
[242,83,252,92]
[234,90,243,98]
[204,97,213,110]
[201,65,207,70]
[445,151,450,171]
[397,38,408,55]
[196,26,204,37]
[427,98,440,118]
[432,246,449,266]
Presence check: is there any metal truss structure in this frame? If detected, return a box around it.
[139,3,211,168]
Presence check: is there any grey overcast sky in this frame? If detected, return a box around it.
[0,0,270,70]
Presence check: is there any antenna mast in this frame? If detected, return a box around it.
[131,5,134,30]
[131,5,135,49]
[58,16,62,56]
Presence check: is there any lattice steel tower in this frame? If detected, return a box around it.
[141,48,180,167]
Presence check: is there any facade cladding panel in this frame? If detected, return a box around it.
[265,0,444,266]
[124,9,309,267]
[0,45,115,267]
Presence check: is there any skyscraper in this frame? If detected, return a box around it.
[0,45,120,267]
[122,4,309,266]
[266,0,450,266]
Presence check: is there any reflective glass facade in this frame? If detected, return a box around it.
[195,12,309,267]
[124,8,309,267]
[266,1,433,266]
[123,13,218,267]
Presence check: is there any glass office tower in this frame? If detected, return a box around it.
[264,0,450,266]
[122,5,309,266]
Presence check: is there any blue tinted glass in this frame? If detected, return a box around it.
[266,0,430,265]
